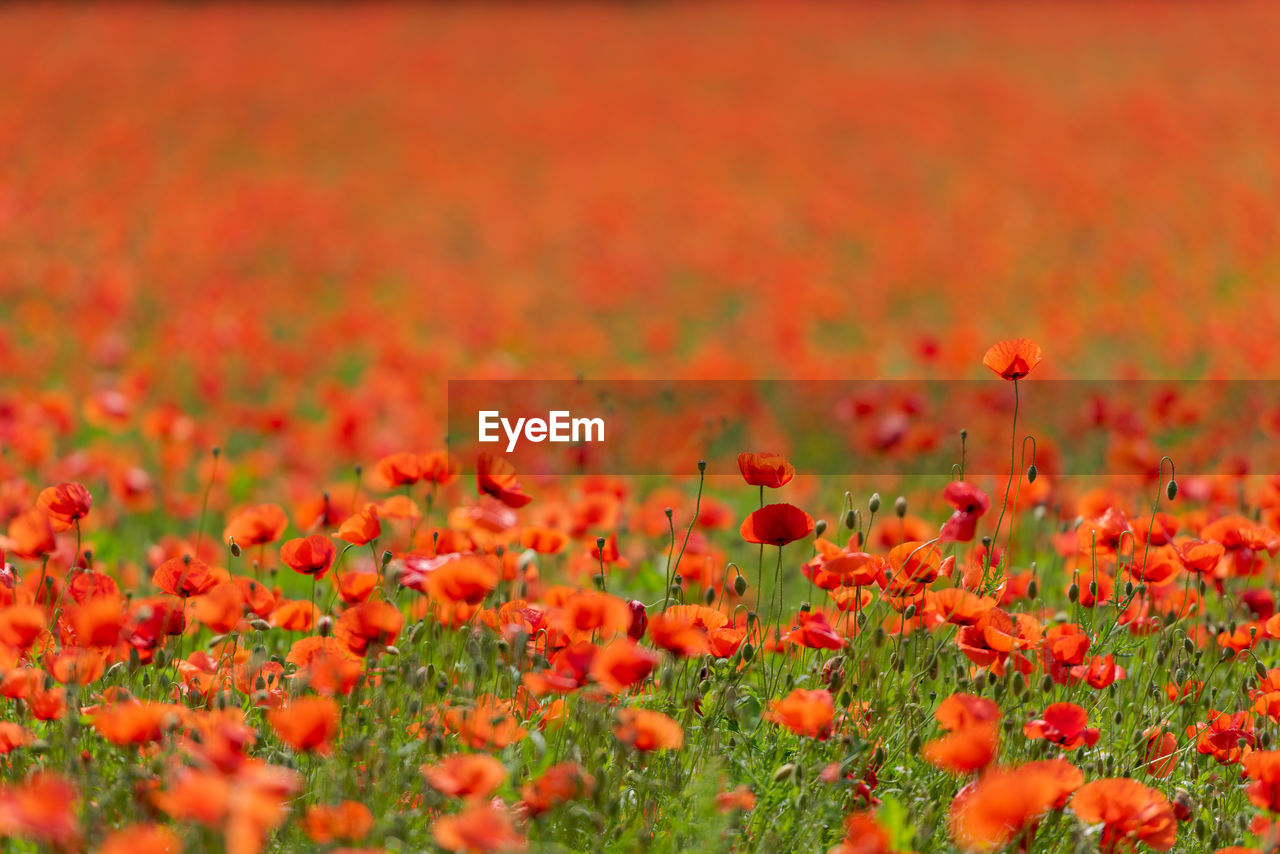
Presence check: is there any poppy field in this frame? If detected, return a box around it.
[5,3,1280,853]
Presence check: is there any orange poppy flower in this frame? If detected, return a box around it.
[740,503,814,546]
[949,760,1082,852]
[5,508,56,560]
[475,453,533,509]
[425,556,500,607]
[715,786,757,813]
[615,708,684,751]
[549,590,631,642]
[270,599,320,632]
[1023,703,1099,750]
[91,823,183,854]
[189,582,245,634]
[93,701,186,746]
[303,801,374,844]
[445,696,527,750]
[982,338,1043,381]
[0,771,81,848]
[765,688,835,740]
[69,595,127,647]
[375,451,425,487]
[1070,778,1176,852]
[223,503,289,547]
[152,557,224,597]
[521,762,595,816]
[0,603,46,649]
[36,482,93,532]
[334,504,381,546]
[334,598,403,656]
[267,695,340,754]
[520,526,569,555]
[924,693,1000,774]
[0,721,33,754]
[431,802,526,854]
[737,452,795,488]
[280,534,337,579]
[421,754,507,800]
[590,637,658,693]
[1188,710,1254,765]
[1144,728,1178,778]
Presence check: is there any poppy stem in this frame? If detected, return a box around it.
[195,446,220,554]
[983,378,1020,590]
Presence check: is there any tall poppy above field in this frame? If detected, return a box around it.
[737,452,795,488]
[982,338,1043,380]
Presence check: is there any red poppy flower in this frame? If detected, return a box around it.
[740,503,814,546]
[476,453,532,509]
[1070,778,1176,852]
[280,534,338,579]
[940,481,990,544]
[1023,703,1099,750]
[737,452,795,489]
[36,482,93,532]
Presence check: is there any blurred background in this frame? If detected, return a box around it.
[2,2,1278,467]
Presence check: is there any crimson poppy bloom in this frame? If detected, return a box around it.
[740,503,814,546]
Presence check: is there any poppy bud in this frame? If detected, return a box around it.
[799,601,811,613]
[973,671,986,690]
[664,507,673,519]
[773,763,795,783]
[1088,581,1098,598]
[381,550,392,566]
[250,619,272,632]
[626,600,648,640]
[1027,579,1038,600]
[703,586,716,605]
[903,604,916,620]
[733,574,748,597]
[230,541,241,558]
[869,494,881,513]
[814,519,827,537]
[1040,673,1054,693]
[317,616,333,637]
[844,508,857,530]
[741,643,755,663]
[894,496,907,518]
[1068,583,1080,602]
[1027,464,1037,483]
[1220,647,1235,662]
[596,536,606,551]
[153,648,167,668]
[1167,480,1178,501]
[698,460,706,473]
